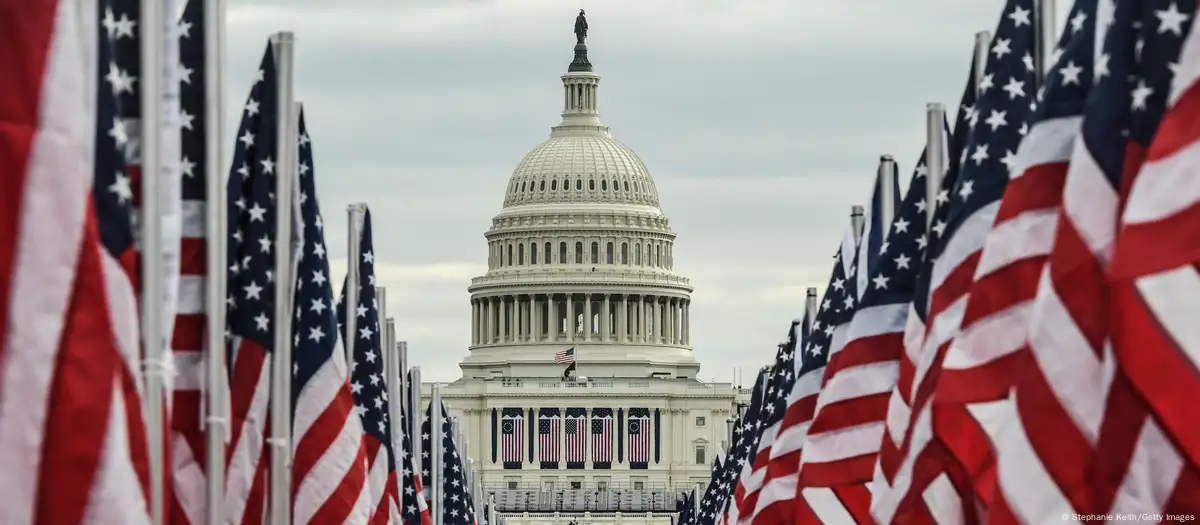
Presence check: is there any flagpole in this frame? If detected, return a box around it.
[203,1,229,524]
[877,155,897,237]
[974,31,992,90]
[850,205,865,246]
[345,203,365,368]
[268,31,298,525]
[924,103,947,230]
[409,366,423,472]
[805,287,818,329]
[138,0,166,520]
[386,318,402,454]
[431,383,445,525]
[1036,0,1057,82]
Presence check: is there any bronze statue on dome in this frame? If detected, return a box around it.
[574,10,588,44]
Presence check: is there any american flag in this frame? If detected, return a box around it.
[555,347,576,364]
[565,411,588,465]
[719,371,769,525]
[590,409,615,465]
[422,402,477,525]
[870,42,980,514]
[792,149,933,518]
[1109,0,1200,513]
[500,410,524,465]
[538,411,561,465]
[223,43,283,525]
[0,1,152,523]
[735,324,799,524]
[338,208,401,523]
[628,411,651,465]
[397,390,431,525]
[875,0,1039,520]
[932,0,1097,516]
[289,110,370,525]
[694,451,727,525]
[171,2,214,522]
[998,0,1199,519]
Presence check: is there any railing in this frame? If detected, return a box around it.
[484,488,689,514]
[469,267,691,288]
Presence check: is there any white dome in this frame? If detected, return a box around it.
[503,135,662,208]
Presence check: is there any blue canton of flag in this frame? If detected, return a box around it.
[857,159,905,297]
[101,0,141,167]
[225,44,280,385]
[422,403,477,525]
[397,393,430,525]
[95,0,135,259]
[806,244,854,372]
[694,453,725,525]
[715,368,769,521]
[859,151,935,313]
[290,110,336,405]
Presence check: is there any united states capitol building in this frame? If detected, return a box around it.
[422,14,748,525]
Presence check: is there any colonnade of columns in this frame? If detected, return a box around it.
[470,293,690,347]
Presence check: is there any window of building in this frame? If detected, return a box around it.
[623,180,630,192]
[543,480,555,491]
[590,242,599,264]
[570,481,582,489]
[633,481,644,490]
[695,416,706,426]
[521,181,526,192]
[518,244,525,265]
[612,179,619,192]
[635,244,642,265]
[575,242,583,263]
[563,178,569,190]
[576,179,583,190]
[507,244,513,266]
[507,481,519,489]
[531,244,538,264]
[695,446,706,465]
[545,242,553,263]
[596,480,608,492]
[621,242,628,264]
[601,180,607,191]
[540,180,546,191]
[654,244,660,266]
[551,180,557,191]
[589,179,595,191]
[559,242,567,264]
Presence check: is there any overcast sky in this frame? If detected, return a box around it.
[224,0,1072,383]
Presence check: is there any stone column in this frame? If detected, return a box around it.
[513,294,523,340]
[566,294,576,342]
[619,295,628,342]
[651,298,660,344]
[602,294,611,342]
[665,298,674,344]
[469,300,477,345]
[548,294,558,343]
[638,296,647,343]
[532,295,540,342]
[583,293,592,342]
[518,296,526,341]
[683,300,689,345]
[483,297,492,343]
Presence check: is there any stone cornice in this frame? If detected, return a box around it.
[489,211,673,234]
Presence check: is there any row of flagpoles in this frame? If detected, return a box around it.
[0,1,511,525]
[675,0,1200,522]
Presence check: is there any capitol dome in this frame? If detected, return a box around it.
[462,27,697,379]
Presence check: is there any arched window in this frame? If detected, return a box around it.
[545,242,553,263]
[551,180,557,191]
[521,181,526,192]
[654,244,660,267]
[529,182,535,193]
[563,178,569,190]
[624,181,630,191]
[575,242,583,263]
[635,244,642,265]
[540,180,546,191]
[518,244,525,265]
[589,179,596,191]
[576,179,583,190]
[601,180,607,191]
[606,242,614,264]
[590,242,599,264]
[621,242,629,264]
[560,242,567,264]
[507,244,513,266]
[530,243,538,264]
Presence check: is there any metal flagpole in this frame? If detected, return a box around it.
[268,31,299,525]
[805,288,818,329]
[409,366,423,473]
[850,205,866,246]
[431,384,445,525]
[138,0,165,520]
[378,286,388,377]
[386,318,401,453]
[488,494,498,525]
[203,0,230,523]
[975,31,992,90]
[877,155,897,237]
[924,103,947,230]
[345,203,364,368]
[1036,0,1057,82]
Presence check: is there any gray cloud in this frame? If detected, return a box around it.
[222,0,1076,381]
